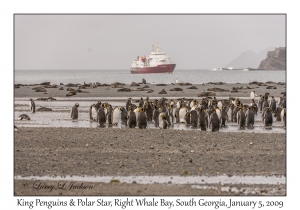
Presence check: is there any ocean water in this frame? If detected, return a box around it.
[14,69,286,85]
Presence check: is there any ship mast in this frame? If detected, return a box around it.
[156,43,160,53]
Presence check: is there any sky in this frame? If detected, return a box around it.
[15,14,285,70]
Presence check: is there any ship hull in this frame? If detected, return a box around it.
[131,64,176,74]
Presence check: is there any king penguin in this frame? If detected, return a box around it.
[210,111,219,132]
[97,107,106,126]
[199,108,208,131]
[269,96,276,112]
[106,105,113,124]
[71,103,79,120]
[179,105,188,123]
[190,109,198,128]
[91,104,98,121]
[263,108,273,128]
[112,107,120,125]
[120,107,128,125]
[158,112,168,129]
[245,107,255,128]
[220,107,228,127]
[237,108,246,129]
[137,108,147,129]
[29,99,35,113]
[127,108,137,128]
[250,91,257,100]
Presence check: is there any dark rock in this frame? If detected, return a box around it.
[187,86,197,89]
[36,97,56,101]
[32,86,45,90]
[207,88,229,92]
[67,87,75,91]
[40,82,51,85]
[117,88,131,92]
[65,83,79,87]
[257,83,267,86]
[45,84,57,88]
[213,82,226,85]
[74,89,89,93]
[37,107,52,111]
[156,84,167,86]
[179,82,192,86]
[266,86,277,89]
[198,92,216,97]
[111,84,124,88]
[98,83,110,86]
[146,89,154,93]
[130,82,140,86]
[238,86,253,89]
[66,91,76,96]
[111,82,125,86]
[131,88,148,91]
[159,89,167,94]
[35,88,47,92]
[170,88,183,91]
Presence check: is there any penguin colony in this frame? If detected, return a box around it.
[17,94,286,131]
[81,94,286,131]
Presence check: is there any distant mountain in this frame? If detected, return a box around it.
[258,47,286,70]
[225,47,276,69]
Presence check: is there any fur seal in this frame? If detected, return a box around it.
[18,114,30,120]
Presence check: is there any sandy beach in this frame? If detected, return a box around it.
[14,82,285,98]
[14,81,286,196]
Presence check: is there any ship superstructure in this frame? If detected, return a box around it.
[130,44,176,74]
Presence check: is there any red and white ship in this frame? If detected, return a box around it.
[130,44,176,74]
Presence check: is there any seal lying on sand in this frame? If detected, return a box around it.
[18,114,30,120]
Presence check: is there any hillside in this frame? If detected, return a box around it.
[225,47,275,69]
[258,47,286,70]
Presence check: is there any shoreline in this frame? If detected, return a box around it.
[14,83,285,98]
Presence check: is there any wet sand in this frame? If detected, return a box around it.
[14,128,286,195]
[14,82,286,196]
